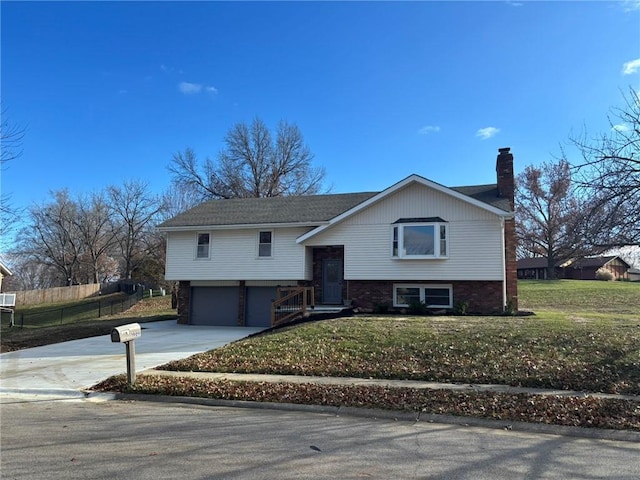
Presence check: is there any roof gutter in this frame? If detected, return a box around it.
[158,221,327,232]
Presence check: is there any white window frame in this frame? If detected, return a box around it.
[393,284,453,308]
[195,232,211,260]
[391,222,448,259]
[257,230,273,258]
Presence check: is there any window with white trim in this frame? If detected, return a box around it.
[196,232,210,259]
[392,219,448,259]
[393,284,453,308]
[258,231,273,258]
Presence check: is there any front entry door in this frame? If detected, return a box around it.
[322,258,343,304]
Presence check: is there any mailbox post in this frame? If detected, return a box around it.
[111,323,142,385]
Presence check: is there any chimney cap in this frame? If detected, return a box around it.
[498,147,511,154]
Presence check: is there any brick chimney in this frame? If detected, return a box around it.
[495,147,518,313]
[496,147,514,210]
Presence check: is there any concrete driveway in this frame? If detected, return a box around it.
[0,320,263,398]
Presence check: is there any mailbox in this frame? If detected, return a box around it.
[111,323,142,343]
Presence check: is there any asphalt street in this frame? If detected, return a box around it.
[1,398,639,480]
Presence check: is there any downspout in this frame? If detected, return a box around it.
[500,217,507,311]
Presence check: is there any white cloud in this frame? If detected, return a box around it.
[417,125,440,135]
[622,58,640,75]
[179,81,218,95]
[622,0,640,12]
[476,127,500,140]
[612,123,631,132]
[179,81,203,94]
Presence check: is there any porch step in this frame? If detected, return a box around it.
[307,305,350,315]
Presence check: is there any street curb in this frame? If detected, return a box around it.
[110,392,640,443]
[0,388,117,402]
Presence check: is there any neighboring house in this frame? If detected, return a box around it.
[0,260,12,293]
[516,257,564,280]
[159,148,518,327]
[517,255,632,281]
[629,268,640,282]
[564,255,631,280]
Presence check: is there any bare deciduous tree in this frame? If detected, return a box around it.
[0,109,25,240]
[516,160,586,279]
[74,192,120,284]
[17,190,82,286]
[169,118,326,201]
[107,180,164,280]
[569,87,640,247]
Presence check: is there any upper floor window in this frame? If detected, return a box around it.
[196,232,210,259]
[392,218,448,259]
[258,231,273,257]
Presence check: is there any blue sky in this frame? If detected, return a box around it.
[2,1,639,235]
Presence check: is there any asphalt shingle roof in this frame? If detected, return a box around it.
[159,182,510,229]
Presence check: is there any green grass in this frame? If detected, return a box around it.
[1,295,177,350]
[162,280,640,395]
[1,293,135,330]
[518,279,640,315]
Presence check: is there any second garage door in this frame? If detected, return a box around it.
[245,286,277,327]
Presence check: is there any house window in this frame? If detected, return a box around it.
[393,284,453,308]
[392,220,448,259]
[196,233,210,259]
[258,231,272,257]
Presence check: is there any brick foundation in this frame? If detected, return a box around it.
[347,280,504,315]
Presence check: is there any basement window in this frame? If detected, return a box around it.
[393,284,453,308]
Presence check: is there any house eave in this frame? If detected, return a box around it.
[158,221,326,233]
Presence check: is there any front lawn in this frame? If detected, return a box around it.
[95,280,640,430]
[162,314,640,395]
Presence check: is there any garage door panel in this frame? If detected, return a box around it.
[245,287,276,327]
[190,287,239,326]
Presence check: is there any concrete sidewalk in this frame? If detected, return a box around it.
[141,369,640,403]
[0,320,263,398]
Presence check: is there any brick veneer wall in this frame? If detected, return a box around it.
[177,280,191,324]
[237,280,246,326]
[347,280,504,314]
[504,218,518,311]
[496,147,518,312]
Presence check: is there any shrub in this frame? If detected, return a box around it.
[453,301,468,315]
[407,300,428,315]
[504,298,516,316]
[373,302,389,314]
[595,267,614,281]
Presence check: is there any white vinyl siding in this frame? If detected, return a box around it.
[165,227,309,281]
[302,181,506,281]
